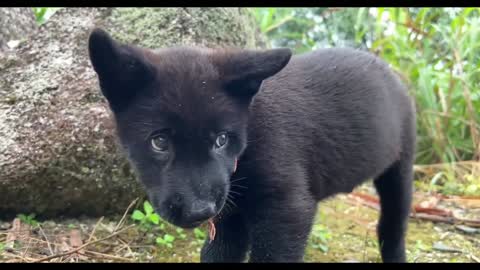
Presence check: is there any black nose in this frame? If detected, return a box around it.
[185,200,216,224]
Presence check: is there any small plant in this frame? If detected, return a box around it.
[176,228,187,240]
[131,201,161,229]
[0,243,5,260]
[414,240,432,252]
[427,172,480,196]
[32,8,48,23]
[409,239,432,261]
[193,228,207,245]
[32,8,61,25]
[310,224,331,253]
[463,174,480,196]
[17,213,39,227]
[194,228,206,240]
[440,181,465,195]
[156,234,175,248]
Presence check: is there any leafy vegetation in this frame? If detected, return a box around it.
[17,213,38,227]
[310,224,332,253]
[130,201,206,249]
[131,201,160,229]
[32,8,60,24]
[253,8,480,165]
[415,170,480,196]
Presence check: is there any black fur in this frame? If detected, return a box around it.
[88,28,416,263]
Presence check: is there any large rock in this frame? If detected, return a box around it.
[0,8,37,52]
[0,8,266,218]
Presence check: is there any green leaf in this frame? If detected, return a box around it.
[194,228,206,240]
[149,213,160,225]
[465,184,479,195]
[131,210,145,221]
[164,234,175,242]
[143,201,154,215]
[318,244,329,253]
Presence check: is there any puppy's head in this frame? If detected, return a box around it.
[88,28,291,228]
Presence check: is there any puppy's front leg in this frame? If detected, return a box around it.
[247,197,316,262]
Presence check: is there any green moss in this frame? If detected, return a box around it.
[104,8,265,49]
[106,8,181,48]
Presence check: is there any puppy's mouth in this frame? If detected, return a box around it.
[153,199,225,230]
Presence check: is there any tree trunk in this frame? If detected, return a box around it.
[0,8,38,51]
[0,8,266,218]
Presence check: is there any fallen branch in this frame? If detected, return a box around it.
[471,254,480,263]
[38,225,54,256]
[31,224,135,263]
[114,198,139,232]
[411,213,455,224]
[347,192,480,227]
[87,217,104,243]
[84,250,134,262]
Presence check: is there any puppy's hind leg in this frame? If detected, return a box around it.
[373,155,414,263]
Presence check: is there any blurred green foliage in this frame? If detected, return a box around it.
[253,8,480,165]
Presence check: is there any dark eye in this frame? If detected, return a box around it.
[215,133,228,149]
[151,134,169,152]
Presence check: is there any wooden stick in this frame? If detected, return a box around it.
[84,250,134,262]
[87,217,104,243]
[38,225,54,256]
[31,225,135,263]
[114,198,139,232]
[346,192,480,227]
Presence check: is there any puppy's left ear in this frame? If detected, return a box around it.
[213,48,292,102]
[88,28,155,112]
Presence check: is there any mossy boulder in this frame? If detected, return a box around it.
[0,7,266,218]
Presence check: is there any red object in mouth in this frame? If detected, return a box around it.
[208,158,237,244]
[208,218,216,243]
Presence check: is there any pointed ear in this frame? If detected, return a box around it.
[214,48,292,102]
[88,28,155,112]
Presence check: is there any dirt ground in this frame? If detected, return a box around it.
[1,182,479,263]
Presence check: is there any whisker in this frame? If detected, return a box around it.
[230,177,247,184]
[230,184,248,189]
[229,200,238,209]
[228,190,242,196]
[223,200,232,215]
[226,196,238,208]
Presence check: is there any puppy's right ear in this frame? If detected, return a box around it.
[88,28,155,112]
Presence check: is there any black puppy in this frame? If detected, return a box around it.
[88,28,416,263]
